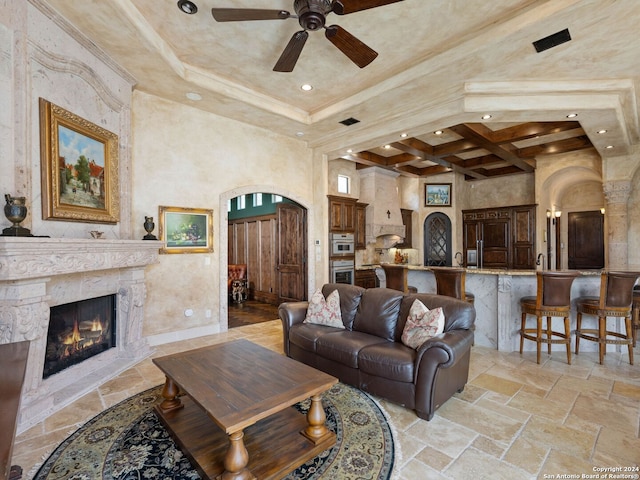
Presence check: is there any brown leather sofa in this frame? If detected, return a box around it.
[279,283,476,420]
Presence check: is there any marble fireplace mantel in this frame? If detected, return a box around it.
[0,237,160,432]
[0,237,160,281]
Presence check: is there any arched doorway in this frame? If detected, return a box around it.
[225,191,308,328]
[424,212,452,266]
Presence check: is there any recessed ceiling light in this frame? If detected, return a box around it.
[605,145,614,149]
[295,131,304,137]
[482,114,492,120]
[177,0,198,14]
[566,113,578,118]
[347,149,353,153]
[301,84,313,91]
[434,130,443,135]
[186,92,202,101]
[383,144,391,149]
[400,133,408,138]
[597,129,607,134]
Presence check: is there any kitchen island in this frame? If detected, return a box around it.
[359,265,603,353]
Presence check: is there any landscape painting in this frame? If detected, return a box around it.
[40,98,120,223]
[57,125,107,209]
[425,183,452,207]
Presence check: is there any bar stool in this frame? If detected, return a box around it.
[519,271,579,364]
[430,267,475,305]
[382,264,417,293]
[575,271,640,365]
[431,267,475,344]
[632,286,640,347]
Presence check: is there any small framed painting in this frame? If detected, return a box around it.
[425,183,452,207]
[158,206,213,254]
[39,98,120,223]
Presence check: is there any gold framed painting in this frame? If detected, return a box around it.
[39,98,120,223]
[158,206,214,254]
[425,183,452,207]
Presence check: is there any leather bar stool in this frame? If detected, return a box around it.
[430,267,475,305]
[382,264,417,293]
[519,271,579,364]
[575,271,640,365]
[431,267,475,344]
[632,286,640,347]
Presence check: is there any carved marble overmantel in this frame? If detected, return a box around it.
[0,237,160,432]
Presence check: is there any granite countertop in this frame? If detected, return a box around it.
[356,264,602,276]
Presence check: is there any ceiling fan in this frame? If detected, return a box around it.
[211,0,404,72]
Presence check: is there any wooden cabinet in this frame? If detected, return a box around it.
[328,196,356,233]
[512,205,536,270]
[355,269,379,289]
[395,209,413,248]
[355,202,368,249]
[463,205,536,269]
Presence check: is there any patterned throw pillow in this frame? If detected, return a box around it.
[401,299,445,349]
[303,289,344,329]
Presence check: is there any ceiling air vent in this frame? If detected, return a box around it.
[339,117,360,126]
[533,28,571,53]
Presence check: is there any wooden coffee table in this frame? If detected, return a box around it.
[152,339,338,480]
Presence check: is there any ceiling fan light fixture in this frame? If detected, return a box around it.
[177,0,198,15]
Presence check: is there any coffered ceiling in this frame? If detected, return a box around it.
[37,0,640,179]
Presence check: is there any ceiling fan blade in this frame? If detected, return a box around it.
[211,8,291,22]
[274,31,309,72]
[325,25,378,68]
[331,0,403,15]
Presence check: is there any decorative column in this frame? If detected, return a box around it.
[603,180,631,270]
[496,274,513,352]
[0,280,50,393]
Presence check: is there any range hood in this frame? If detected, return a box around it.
[358,168,405,248]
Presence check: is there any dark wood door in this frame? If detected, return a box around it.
[463,219,481,267]
[512,206,536,269]
[482,218,510,268]
[277,203,307,302]
[568,211,604,269]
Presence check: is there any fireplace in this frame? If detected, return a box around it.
[0,237,160,433]
[44,294,117,379]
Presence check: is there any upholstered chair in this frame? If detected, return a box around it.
[575,271,640,365]
[519,271,579,364]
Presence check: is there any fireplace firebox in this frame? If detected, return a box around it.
[43,294,117,379]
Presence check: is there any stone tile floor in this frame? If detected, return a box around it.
[13,320,640,479]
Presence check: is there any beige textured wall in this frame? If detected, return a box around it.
[131,92,314,339]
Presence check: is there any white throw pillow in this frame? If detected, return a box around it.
[401,299,445,349]
[303,289,344,329]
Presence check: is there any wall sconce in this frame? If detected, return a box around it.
[553,210,561,225]
[546,209,551,218]
[600,207,605,214]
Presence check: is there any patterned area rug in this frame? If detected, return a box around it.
[34,383,396,480]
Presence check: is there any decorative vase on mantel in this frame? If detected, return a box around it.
[2,194,32,237]
[142,216,157,240]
